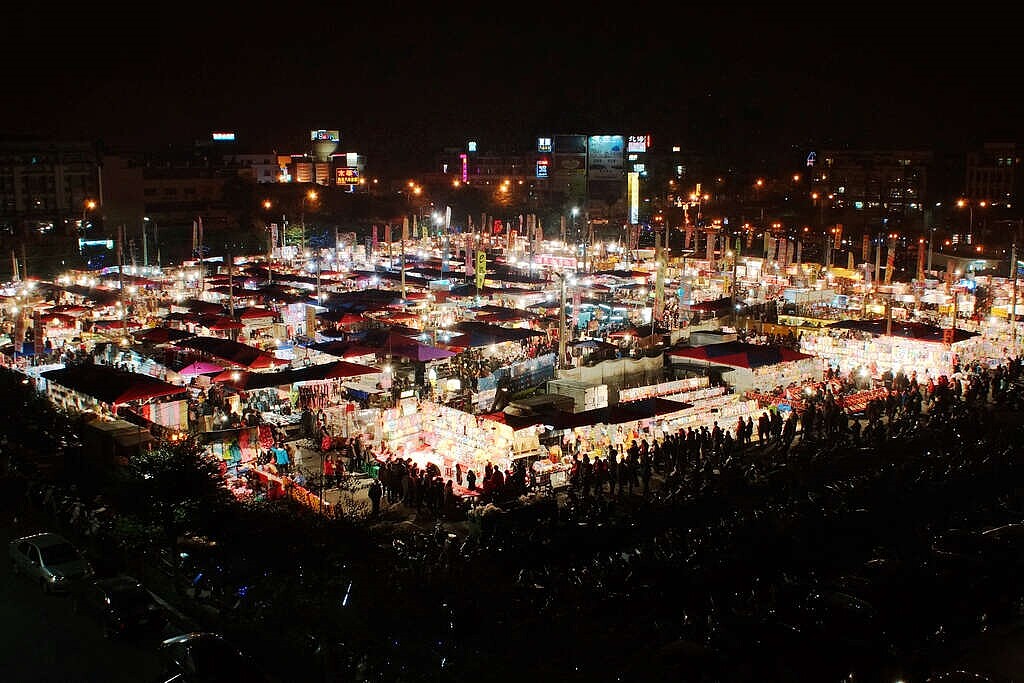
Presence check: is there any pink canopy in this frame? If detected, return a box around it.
[179,360,225,376]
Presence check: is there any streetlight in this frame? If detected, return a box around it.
[301,189,318,251]
[571,207,580,268]
[689,192,709,228]
[143,216,159,268]
[81,199,96,233]
[957,198,987,244]
[557,271,575,369]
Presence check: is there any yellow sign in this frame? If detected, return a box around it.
[475,251,487,290]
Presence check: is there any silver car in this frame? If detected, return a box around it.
[9,532,94,593]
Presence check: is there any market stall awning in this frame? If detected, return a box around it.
[826,318,979,344]
[40,365,187,406]
[307,341,381,359]
[132,327,197,345]
[450,321,546,346]
[213,359,380,390]
[173,335,290,369]
[668,341,815,369]
[178,360,225,377]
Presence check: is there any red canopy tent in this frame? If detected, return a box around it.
[39,365,187,407]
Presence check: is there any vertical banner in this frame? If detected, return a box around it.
[862,233,871,263]
[885,235,897,284]
[192,220,198,255]
[917,238,926,280]
[384,223,391,244]
[441,234,449,277]
[371,225,378,249]
[475,251,487,290]
[685,226,693,250]
[834,223,843,250]
[796,240,802,263]
[364,236,372,260]
[465,249,474,277]
[270,224,279,250]
[401,217,409,243]
[305,305,317,336]
[706,231,714,262]
[654,240,666,321]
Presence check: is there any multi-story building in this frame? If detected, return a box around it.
[0,136,101,236]
[965,141,1020,205]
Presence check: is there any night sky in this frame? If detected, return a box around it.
[3,8,1020,176]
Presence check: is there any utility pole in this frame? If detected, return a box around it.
[118,225,128,340]
[1011,240,1018,357]
[227,252,234,318]
[401,217,408,300]
[874,232,882,284]
[1012,220,1022,357]
[558,273,568,371]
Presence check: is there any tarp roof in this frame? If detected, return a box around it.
[826,318,979,344]
[543,397,693,430]
[451,320,546,346]
[307,340,381,358]
[684,297,733,312]
[40,365,187,405]
[668,341,816,369]
[213,360,380,390]
[173,336,290,369]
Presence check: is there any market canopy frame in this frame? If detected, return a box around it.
[40,364,187,407]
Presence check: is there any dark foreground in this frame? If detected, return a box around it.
[5,367,1024,682]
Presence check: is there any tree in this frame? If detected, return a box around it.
[113,437,233,569]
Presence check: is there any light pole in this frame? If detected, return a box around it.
[571,207,580,270]
[301,189,318,251]
[81,199,96,233]
[957,198,987,244]
[143,216,159,268]
[689,192,709,228]
[557,271,574,370]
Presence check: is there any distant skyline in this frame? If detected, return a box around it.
[3,9,1020,177]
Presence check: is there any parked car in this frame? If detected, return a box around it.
[159,631,274,682]
[73,575,167,639]
[8,531,94,593]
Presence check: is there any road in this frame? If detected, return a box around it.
[0,499,167,683]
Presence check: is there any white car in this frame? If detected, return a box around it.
[9,531,94,593]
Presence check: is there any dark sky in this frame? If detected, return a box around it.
[3,7,1020,176]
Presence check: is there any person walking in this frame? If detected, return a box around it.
[368,477,383,516]
[323,454,336,489]
[274,442,291,475]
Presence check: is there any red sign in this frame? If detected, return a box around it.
[335,167,360,185]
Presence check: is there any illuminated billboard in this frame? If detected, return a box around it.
[588,135,624,180]
[627,135,651,153]
[211,131,236,142]
[336,168,360,185]
[536,159,549,179]
[311,130,340,142]
[537,137,552,153]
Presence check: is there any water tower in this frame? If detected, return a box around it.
[310,129,339,162]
